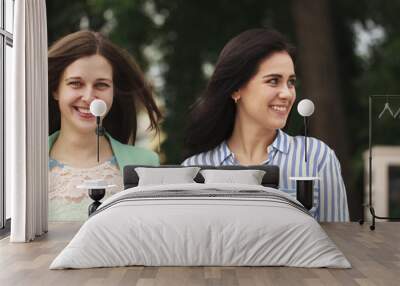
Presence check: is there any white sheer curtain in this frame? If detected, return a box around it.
[7,0,48,242]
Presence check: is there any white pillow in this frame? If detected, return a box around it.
[200,169,266,185]
[135,167,201,186]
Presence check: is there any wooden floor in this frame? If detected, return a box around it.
[0,222,399,286]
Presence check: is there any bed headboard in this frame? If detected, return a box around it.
[123,165,280,189]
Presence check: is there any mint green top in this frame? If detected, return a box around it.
[48,131,160,172]
[48,131,158,222]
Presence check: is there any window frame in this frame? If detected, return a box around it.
[0,0,14,233]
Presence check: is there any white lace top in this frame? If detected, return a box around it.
[48,156,123,222]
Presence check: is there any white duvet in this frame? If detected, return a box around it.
[50,183,351,269]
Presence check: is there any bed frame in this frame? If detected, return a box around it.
[123,165,280,189]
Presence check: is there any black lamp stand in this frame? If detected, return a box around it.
[304,116,308,163]
[95,116,105,162]
[88,188,105,216]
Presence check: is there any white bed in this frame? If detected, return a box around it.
[50,183,351,269]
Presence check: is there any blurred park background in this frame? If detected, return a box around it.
[46,0,400,221]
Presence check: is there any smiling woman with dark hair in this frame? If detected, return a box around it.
[48,30,162,221]
[182,28,349,222]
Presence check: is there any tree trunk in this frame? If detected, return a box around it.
[291,0,354,219]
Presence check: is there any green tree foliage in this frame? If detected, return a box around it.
[47,0,105,44]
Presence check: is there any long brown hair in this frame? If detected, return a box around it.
[48,30,162,144]
[183,28,295,158]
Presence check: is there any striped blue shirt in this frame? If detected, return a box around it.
[182,129,349,222]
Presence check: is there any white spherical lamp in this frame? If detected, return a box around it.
[90,99,107,117]
[297,99,315,117]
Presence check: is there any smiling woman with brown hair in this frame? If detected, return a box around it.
[48,30,162,221]
[182,28,349,222]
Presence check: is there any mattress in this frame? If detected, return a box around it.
[50,183,351,269]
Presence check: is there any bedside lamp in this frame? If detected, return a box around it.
[290,99,318,210]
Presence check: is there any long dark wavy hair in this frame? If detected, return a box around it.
[183,28,296,158]
[48,30,162,144]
